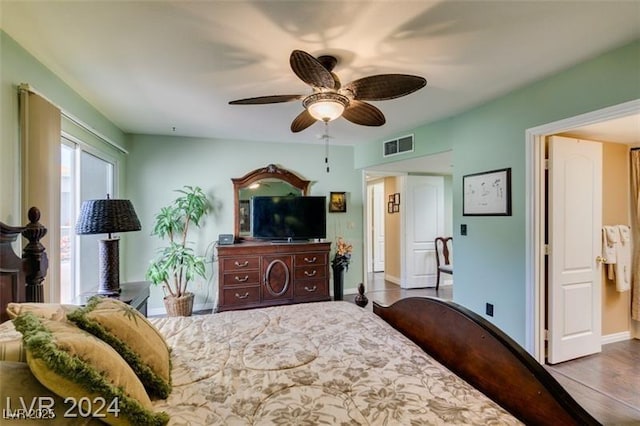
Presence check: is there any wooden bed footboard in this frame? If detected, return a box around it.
[373,297,600,426]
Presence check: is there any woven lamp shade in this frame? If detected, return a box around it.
[76,199,141,235]
[75,198,141,295]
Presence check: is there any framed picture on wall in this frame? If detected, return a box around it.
[463,168,512,216]
[387,202,394,214]
[329,192,347,213]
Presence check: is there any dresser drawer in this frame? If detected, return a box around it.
[294,265,327,280]
[222,256,259,271]
[222,286,260,306]
[222,271,260,286]
[294,252,327,266]
[293,279,329,299]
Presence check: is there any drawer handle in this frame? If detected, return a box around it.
[304,256,317,263]
[304,285,317,292]
[234,275,249,282]
[235,292,250,299]
[304,270,317,277]
[234,260,249,267]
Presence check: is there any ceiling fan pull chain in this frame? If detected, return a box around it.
[324,121,330,173]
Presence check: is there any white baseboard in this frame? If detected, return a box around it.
[385,274,401,286]
[148,302,214,317]
[601,331,631,345]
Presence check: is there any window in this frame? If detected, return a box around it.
[60,137,115,302]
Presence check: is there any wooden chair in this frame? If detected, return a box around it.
[434,237,453,290]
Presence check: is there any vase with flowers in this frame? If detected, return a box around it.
[331,237,352,300]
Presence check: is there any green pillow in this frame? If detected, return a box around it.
[68,297,172,399]
[13,312,169,426]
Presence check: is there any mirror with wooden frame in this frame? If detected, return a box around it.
[232,164,311,239]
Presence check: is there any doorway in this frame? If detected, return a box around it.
[526,99,640,362]
[363,151,453,291]
[367,181,385,273]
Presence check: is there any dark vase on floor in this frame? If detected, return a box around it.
[332,264,345,301]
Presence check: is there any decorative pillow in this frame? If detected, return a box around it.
[13,312,169,426]
[7,303,77,321]
[0,361,101,425]
[0,338,26,362]
[68,297,172,398]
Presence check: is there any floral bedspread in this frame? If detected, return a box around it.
[150,301,521,425]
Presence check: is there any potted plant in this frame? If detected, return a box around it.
[146,186,210,316]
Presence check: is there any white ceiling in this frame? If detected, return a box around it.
[1,1,639,148]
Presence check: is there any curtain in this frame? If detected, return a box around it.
[631,149,640,321]
[19,86,61,303]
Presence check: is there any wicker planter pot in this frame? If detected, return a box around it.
[164,292,194,317]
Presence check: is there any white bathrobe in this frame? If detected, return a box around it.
[603,225,632,292]
[616,225,632,292]
[602,225,618,281]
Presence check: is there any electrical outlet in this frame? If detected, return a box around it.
[460,224,467,235]
[486,303,494,317]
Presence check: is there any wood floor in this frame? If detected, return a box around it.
[349,273,640,426]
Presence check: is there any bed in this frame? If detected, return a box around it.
[0,208,599,425]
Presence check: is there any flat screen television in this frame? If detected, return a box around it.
[251,196,326,241]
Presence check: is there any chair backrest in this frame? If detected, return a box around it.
[435,237,453,268]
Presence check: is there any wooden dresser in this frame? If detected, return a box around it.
[217,241,331,312]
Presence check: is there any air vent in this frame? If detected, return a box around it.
[383,134,414,157]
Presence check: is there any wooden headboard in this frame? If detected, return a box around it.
[0,207,48,322]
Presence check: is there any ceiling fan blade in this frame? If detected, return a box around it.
[290,50,336,89]
[291,110,317,133]
[342,100,386,126]
[344,74,426,101]
[229,94,303,105]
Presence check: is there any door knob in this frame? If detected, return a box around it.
[595,256,607,264]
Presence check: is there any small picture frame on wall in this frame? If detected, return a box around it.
[463,168,512,216]
[329,192,347,213]
[387,192,401,214]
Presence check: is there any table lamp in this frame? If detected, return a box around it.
[75,196,141,295]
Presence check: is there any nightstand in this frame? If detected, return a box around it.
[73,281,151,316]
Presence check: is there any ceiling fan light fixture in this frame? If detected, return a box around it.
[303,92,349,122]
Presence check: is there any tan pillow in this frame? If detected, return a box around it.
[0,361,101,425]
[7,303,77,321]
[68,297,172,398]
[13,312,169,426]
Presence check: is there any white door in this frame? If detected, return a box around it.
[548,135,602,364]
[372,182,385,272]
[404,175,444,288]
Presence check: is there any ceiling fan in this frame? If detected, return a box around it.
[229,49,427,133]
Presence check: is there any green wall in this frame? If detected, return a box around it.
[0,31,128,223]
[355,39,640,344]
[123,134,363,314]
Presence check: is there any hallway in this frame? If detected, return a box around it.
[344,272,452,311]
